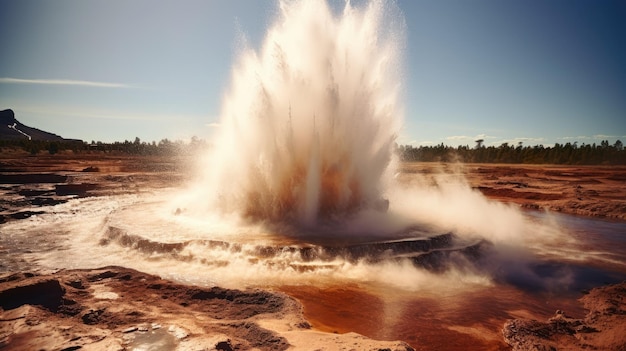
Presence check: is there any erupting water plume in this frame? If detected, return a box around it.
[199,0,404,226]
[156,0,581,291]
[0,0,590,296]
[3,6,626,350]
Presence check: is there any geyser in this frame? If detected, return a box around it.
[200,0,404,226]
[159,0,578,290]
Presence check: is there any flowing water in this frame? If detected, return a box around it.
[1,0,626,349]
[1,191,624,349]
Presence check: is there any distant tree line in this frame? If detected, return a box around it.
[398,140,626,165]
[3,136,625,165]
[0,136,208,156]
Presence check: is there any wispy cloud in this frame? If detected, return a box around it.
[12,104,207,122]
[445,135,471,141]
[0,77,133,88]
[560,135,591,140]
[205,122,221,128]
[592,134,624,139]
[445,134,496,143]
[491,137,546,146]
[558,135,625,142]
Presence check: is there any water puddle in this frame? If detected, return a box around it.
[126,327,178,351]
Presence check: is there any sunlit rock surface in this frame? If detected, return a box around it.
[0,267,415,351]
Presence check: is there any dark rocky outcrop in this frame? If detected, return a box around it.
[0,109,64,141]
[0,173,68,184]
[0,277,65,312]
[55,183,98,196]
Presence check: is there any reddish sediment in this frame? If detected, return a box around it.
[399,162,626,221]
[1,153,625,350]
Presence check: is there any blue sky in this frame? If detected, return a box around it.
[0,0,624,146]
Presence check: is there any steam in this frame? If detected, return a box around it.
[175,0,580,290]
[135,0,605,296]
[1,0,602,297]
[194,0,404,226]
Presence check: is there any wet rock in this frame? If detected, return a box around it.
[503,319,560,351]
[503,310,585,349]
[17,189,52,196]
[0,173,67,184]
[30,197,66,206]
[55,183,98,196]
[9,210,45,219]
[100,226,187,253]
[504,282,626,351]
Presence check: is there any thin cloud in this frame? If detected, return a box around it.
[561,135,591,140]
[592,134,622,139]
[559,135,625,142]
[206,122,221,128]
[13,104,206,122]
[445,134,496,142]
[445,135,471,141]
[0,77,133,88]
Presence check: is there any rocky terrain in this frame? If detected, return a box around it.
[400,162,626,221]
[0,152,188,224]
[1,266,623,351]
[503,282,626,351]
[2,155,625,225]
[0,267,414,351]
[1,153,625,350]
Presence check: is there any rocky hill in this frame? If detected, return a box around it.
[0,109,64,141]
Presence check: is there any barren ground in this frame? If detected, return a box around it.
[1,152,625,350]
[399,162,626,221]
